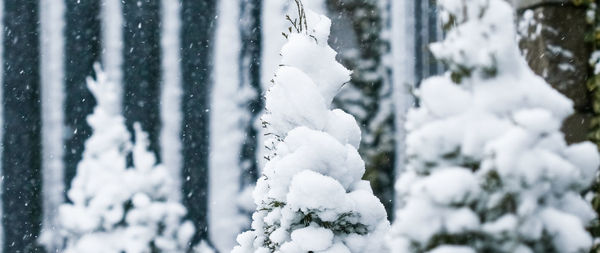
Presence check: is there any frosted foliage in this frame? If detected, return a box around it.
[58,67,194,253]
[387,0,599,253]
[232,8,389,253]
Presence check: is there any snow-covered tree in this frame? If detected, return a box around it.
[387,0,600,253]
[232,4,389,253]
[58,65,194,253]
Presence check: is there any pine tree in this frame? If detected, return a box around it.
[59,66,194,253]
[388,0,599,252]
[233,5,389,253]
[2,0,44,251]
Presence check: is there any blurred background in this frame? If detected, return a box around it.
[0,0,594,252]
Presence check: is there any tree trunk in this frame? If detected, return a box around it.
[2,0,44,251]
[64,0,101,193]
[122,0,162,159]
[181,0,216,246]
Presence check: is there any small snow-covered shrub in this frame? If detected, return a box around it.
[388,0,600,253]
[58,65,194,253]
[232,4,389,253]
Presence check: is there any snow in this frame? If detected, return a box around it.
[287,170,352,217]
[290,226,334,251]
[265,66,330,136]
[233,6,389,253]
[539,208,593,253]
[279,29,351,104]
[481,214,517,235]
[419,77,470,117]
[429,246,476,253]
[413,168,480,205]
[39,0,65,251]
[388,0,600,252]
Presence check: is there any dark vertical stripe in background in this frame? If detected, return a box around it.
[427,0,439,76]
[414,0,423,86]
[238,0,262,196]
[2,0,43,252]
[64,0,101,193]
[122,0,162,160]
[181,0,216,246]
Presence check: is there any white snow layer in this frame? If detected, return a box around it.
[39,0,65,251]
[387,0,600,252]
[232,8,389,253]
[58,67,194,253]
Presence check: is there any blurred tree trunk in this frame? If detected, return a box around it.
[64,0,101,192]
[238,0,262,202]
[122,0,162,159]
[181,0,216,246]
[2,0,44,252]
[516,0,592,144]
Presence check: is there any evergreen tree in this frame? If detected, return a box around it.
[180,0,216,246]
[2,0,44,251]
[122,0,162,158]
[59,66,194,253]
[388,0,599,252]
[233,5,389,253]
[64,0,101,192]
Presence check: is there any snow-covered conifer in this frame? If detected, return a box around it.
[58,65,194,253]
[388,0,600,252]
[232,3,389,253]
